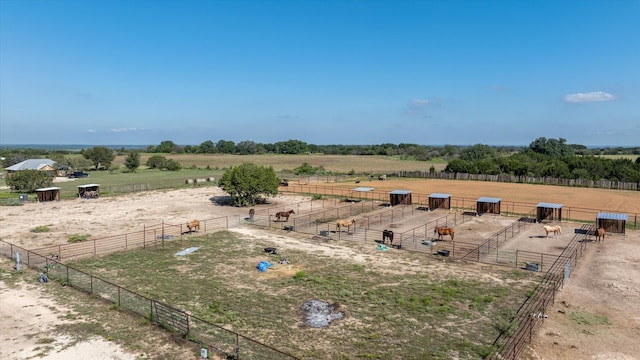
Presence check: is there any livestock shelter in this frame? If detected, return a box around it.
[476,197,501,215]
[352,187,374,201]
[78,184,100,199]
[35,187,61,202]
[428,193,451,210]
[390,190,412,206]
[596,212,628,234]
[537,202,563,222]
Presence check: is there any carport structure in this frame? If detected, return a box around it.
[351,187,374,201]
[537,202,563,222]
[78,184,100,199]
[596,212,628,234]
[390,190,412,206]
[35,187,61,202]
[428,193,451,210]
[476,197,501,215]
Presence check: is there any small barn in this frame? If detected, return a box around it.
[35,187,61,202]
[537,202,563,222]
[78,184,100,199]
[476,197,501,215]
[429,193,451,210]
[596,212,628,234]
[390,190,412,206]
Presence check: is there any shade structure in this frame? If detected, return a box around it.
[428,193,451,210]
[390,190,412,206]
[476,197,501,215]
[78,184,100,199]
[596,212,628,234]
[35,187,61,202]
[537,202,563,222]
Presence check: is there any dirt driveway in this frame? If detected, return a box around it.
[1,180,639,359]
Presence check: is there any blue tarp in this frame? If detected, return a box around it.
[257,261,274,272]
[175,247,199,256]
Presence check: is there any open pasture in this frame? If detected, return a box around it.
[66,226,538,359]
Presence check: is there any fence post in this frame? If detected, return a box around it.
[515,250,518,268]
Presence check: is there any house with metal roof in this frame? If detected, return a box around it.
[5,159,57,178]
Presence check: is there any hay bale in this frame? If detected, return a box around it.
[185,179,195,185]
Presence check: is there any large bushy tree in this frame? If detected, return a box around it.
[82,146,115,170]
[218,163,279,206]
[124,152,140,172]
[5,170,53,192]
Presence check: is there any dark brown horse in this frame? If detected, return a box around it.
[434,227,455,241]
[249,208,255,222]
[382,229,394,246]
[275,210,295,222]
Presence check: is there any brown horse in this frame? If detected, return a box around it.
[336,219,356,233]
[434,227,455,241]
[275,210,295,222]
[249,208,255,222]
[595,227,606,242]
[187,220,200,232]
[382,229,394,246]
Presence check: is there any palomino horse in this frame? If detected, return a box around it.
[542,225,562,238]
[249,208,255,222]
[595,228,606,242]
[434,227,455,241]
[336,219,356,233]
[275,210,295,222]
[187,219,200,232]
[382,229,394,246]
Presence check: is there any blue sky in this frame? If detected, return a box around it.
[1,0,638,147]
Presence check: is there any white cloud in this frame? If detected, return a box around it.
[409,98,431,107]
[110,128,138,132]
[87,129,96,133]
[564,91,615,103]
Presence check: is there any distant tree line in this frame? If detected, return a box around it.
[2,138,639,183]
[444,138,640,182]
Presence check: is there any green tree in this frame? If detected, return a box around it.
[155,140,177,153]
[293,162,316,175]
[5,170,53,192]
[145,155,181,171]
[82,146,115,170]
[216,140,236,154]
[460,144,495,162]
[198,140,217,154]
[218,163,279,206]
[124,152,140,172]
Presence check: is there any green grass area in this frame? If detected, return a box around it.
[67,230,537,359]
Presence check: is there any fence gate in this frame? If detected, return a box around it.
[153,300,190,334]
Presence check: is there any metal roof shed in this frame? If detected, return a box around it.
[429,193,451,210]
[390,190,412,206]
[596,212,628,234]
[477,197,501,215]
[537,202,563,222]
[35,187,61,202]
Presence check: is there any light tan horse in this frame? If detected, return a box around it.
[336,219,356,233]
[542,225,562,238]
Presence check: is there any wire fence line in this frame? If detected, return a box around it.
[0,191,614,359]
